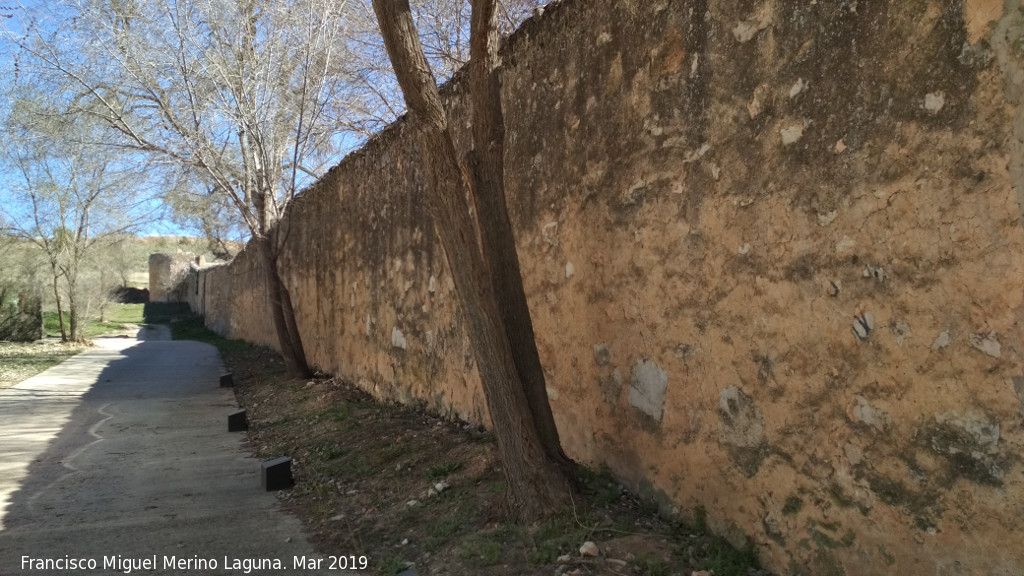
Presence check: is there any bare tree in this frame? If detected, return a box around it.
[0,92,144,341]
[341,0,543,130]
[370,0,572,521]
[2,0,385,375]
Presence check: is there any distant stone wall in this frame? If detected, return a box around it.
[0,286,42,342]
[185,0,1024,573]
[148,253,195,303]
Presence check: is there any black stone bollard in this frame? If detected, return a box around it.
[261,457,294,491]
[228,409,248,432]
[219,373,234,387]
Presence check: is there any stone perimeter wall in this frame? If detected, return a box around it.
[185,0,1024,573]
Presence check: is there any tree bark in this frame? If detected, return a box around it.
[50,265,67,342]
[255,236,312,378]
[465,0,574,475]
[371,0,570,522]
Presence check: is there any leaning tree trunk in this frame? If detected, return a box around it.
[255,236,312,378]
[371,0,570,522]
[465,0,574,475]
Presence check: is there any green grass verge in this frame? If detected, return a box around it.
[142,302,192,324]
[168,314,251,353]
[43,303,148,338]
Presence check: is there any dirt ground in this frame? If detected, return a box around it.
[221,343,769,576]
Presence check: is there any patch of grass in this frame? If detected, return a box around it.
[577,466,624,508]
[694,506,709,534]
[427,461,463,479]
[456,535,504,567]
[143,302,191,324]
[42,303,150,339]
[217,332,767,576]
[169,314,250,353]
[105,303,145,324]
[323,404,353,423]
[523,513,593,563]
[376,557,406,575]
[319,444,346,461]
[782,495,804,516]
[634,553,671,576]
[696,535,761,576]
[0,341,86,388]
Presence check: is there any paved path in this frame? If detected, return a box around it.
[0,330,344,576]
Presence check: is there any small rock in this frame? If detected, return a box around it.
[329,514,345,521]
[738,243,751,255]
[565,261,575,279]
[401,538,409,546]
[406,500,420,507]
[285,537,292,543]
[844,443,864,466]
[789,78,807,98]
[862,265,886,282]
[931,331,951,351]
[833,139,847,154]
[892,322,912,346]
[924,91,945,113]
[780,123,804,145]
[434,481,450,493]
[579,541,600,557]
[852,312,875,341]
[692,571,714,576]
[732,20,760,42]
[542,221,559,246]
[391,327,407,350]
[556,554,571,563]
[817,210,837,226]
[850,395,890,431]
[969,331,1001,358]
[607,558,628,567]
[682,143,711,163]
[835,235,856,254]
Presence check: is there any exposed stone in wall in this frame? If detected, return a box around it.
[184,0,1024,573]
[148,253,195,303]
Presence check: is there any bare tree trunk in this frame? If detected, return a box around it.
[68,292,80,342]
[466,0,574,475]
[255,236,312,378]
[50,268,67,342]
[371,0,569,522]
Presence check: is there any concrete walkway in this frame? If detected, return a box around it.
[0,330,343,575]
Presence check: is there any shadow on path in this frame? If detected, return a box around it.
[0,337,336,575]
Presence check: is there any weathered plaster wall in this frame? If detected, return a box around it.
[187,0,1024,573]
[148,253,195,303]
